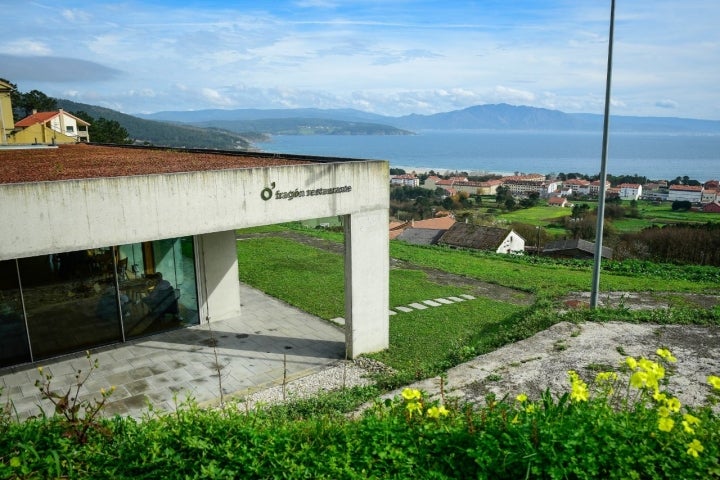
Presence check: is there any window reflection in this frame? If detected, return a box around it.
[4,236,199,366]
[0,260,30,367]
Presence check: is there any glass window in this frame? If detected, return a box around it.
[18,249,122,360]
[0,260,30,367]
[120,237,199,340]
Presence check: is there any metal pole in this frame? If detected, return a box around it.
[590,0,616,308]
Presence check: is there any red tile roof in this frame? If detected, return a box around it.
[0,144,326,184]
[14,111,59,127]
[669,184,702,191]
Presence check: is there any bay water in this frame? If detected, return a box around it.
[257,130,719,182]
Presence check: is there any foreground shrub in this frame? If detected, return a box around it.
[1,350,718,478]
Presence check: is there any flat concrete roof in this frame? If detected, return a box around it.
[0,143,369,184]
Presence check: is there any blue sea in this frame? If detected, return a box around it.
[257,130,720,182]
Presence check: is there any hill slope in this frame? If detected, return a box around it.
[56,99,256,150]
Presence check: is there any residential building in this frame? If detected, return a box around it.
[542,239,613,260]
[586,180,610,196]
[703,202,720,213]
[701,189,718,204]
[390,216,456,244]
[390,174,420,187]
[548,196,571,208]
[562,178,590,194]
[618,183,643,201]
[501,174,559,197]
[438,223,525,254]
[668,185,703,203]
[11,109,91,144]
[0,80,14,144]
[0,143,389,368]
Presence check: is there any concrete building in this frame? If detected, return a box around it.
[668,185,703,203]
[0,144,389,368]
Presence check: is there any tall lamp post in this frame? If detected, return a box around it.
[590,0,616,308]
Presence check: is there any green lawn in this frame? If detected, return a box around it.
[237,228,718,381]
[497,204,572,226]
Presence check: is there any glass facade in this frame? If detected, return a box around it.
[0,236,199,367]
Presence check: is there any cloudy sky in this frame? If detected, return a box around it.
[2,0,719,119]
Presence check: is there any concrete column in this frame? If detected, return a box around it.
[197,230,241,323]
[344,208,389,358]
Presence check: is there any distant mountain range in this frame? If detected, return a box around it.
[137,103,720,134]
[53,99,720,151]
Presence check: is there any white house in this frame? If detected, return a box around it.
[13,109,91,143]
[390,174,420,187]
[618,183,643,201]
[668,185,703,203]
[0,144,389,368]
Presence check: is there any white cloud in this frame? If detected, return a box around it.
[61,9,91,22]
[0,40,52,56]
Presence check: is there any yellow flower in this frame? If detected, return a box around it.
[516,393,528,403]
[658,417,675,432]
[652,390,667,402]
[665,397,681,413]
[525,404,536,413]
[683,413,701,426]
[630,371,648,389]
[401,388,422,401]
[405,401,423,417]
[656,348,677,363]
[686,439,704,458]
[595,371,618,383]
[682,421,695,434]
[511,414,520,424]
[570,382,589,403]
[37,366,44,374]
[427,405,449,418]
[708,375,720,390]
[625,357,638,370]
[657,406,670,418]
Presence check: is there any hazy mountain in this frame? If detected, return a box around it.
[136,103,720,134]
[136,109,409,135]
[55,99,256,150]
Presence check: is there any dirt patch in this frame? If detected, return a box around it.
[560,291,720,311]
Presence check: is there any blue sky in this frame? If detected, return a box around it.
[2,0,719,119]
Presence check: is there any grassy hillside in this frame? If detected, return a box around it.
[55,99,256,150]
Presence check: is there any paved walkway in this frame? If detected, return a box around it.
[1,284,346,420]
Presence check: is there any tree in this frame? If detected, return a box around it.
[15,89,58,120]
[671,200,692,211]
[495,185,512,204]
[72,111,131,144]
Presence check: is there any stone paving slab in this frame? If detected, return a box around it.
[422,300,442,307]
[1,283,345,420]
[408,303,428,310]
[395,306,414,313]
[435,298,454,304]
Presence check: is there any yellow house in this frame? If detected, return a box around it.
[10,109,91,144]
[0,80,14,144]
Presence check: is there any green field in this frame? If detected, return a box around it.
[237,225,719,381]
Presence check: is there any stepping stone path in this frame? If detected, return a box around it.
[329,294,478,325]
